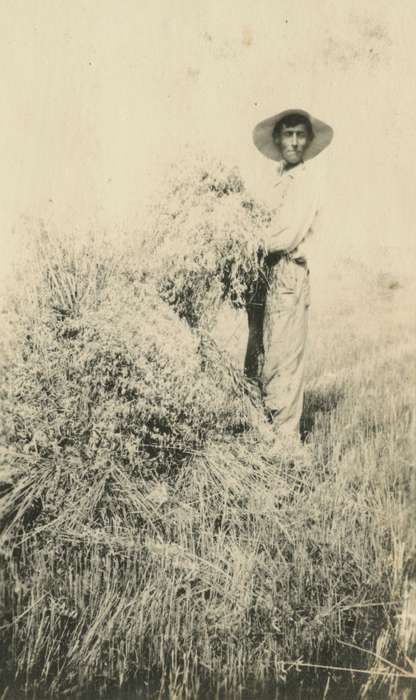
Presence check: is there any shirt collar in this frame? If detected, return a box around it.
[276,160,307,178]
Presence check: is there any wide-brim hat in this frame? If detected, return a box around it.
[253,108,333,162]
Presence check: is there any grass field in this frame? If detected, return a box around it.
[0,230,415,699]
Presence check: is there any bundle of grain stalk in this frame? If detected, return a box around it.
[0,226,271,538]
[141,154,272,329]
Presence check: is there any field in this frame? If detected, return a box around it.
[0,202,415,698]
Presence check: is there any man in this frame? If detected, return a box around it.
[244,109,333,436]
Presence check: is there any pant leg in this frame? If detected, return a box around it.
[244,278,268,392]
[261,260,309,436]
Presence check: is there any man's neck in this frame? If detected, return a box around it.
[283,159,304,172]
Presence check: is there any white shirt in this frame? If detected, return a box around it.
[255,159,323,263]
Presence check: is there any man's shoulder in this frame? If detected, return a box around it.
[294,159,325,196]
[243,159,282,204]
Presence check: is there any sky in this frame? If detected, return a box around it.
[1,0,416,283]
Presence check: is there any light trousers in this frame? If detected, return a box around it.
[245,257,310,436]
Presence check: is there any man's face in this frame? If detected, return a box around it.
[275,123,311,165]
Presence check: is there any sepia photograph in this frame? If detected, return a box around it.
[0,1,415,698]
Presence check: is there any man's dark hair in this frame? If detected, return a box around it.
[272,113,314,141]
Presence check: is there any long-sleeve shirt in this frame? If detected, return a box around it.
[257,159,323,264]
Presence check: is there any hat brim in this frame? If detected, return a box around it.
[253,109,333,162]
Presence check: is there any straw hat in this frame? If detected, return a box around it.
[253,108,333,162]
